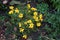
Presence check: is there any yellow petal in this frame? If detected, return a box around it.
[31,7,37,11]
[34,17,39,21]
[19,22,21,27]
[9,10,14,14]
[9,6,14,9]
[29,23,34,28]
[15,8,19,13]
[23,35,27,39]
[27,4,30,9]
[20,28,24,32]
[33,12,38,16]
[18,13,23,18]
[27,20,32,23]
[37,22,41,27]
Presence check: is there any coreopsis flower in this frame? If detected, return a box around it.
[33,16,37,19]
[18,13,23,18]
[29,23,34,28]
[27,4,30,9]
[31,7,37,11]
[15,8,19,13]
[39,14,43,21]
[39,14,43,19]
[22,34,27,39]
[33,12,38,16]
[9,6,14,9]
[9,10,14,14]
[19,22,21,27]
[36,22,41,27]
[27,20,32,23]
[34,17,39,21]
[20,28,24,32]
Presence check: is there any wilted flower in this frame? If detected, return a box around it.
[3,0,8,4]
[14,27,17,32]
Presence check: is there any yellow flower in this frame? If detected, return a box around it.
[33,16,37,19]
[29,23,34,29]
[27,4,30,9]
[31,7,37,11]
[18,13,23,18]
[9,10,14,14]
[9,6,14,9]
[24,22,27,25]
[36,22,41,27]
[33,16,39,21]
[33,12,38,16]
[22,34,27,39]
[39,14,43,19]
[15,8,19,13]
[27,20,32,23]
[39,14,43,21]
[34,17,39,21]
[19,22,21,27]
[20,28,24,32]
[40,18,43,21]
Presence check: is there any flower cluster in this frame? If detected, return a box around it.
[8,4,43,39]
